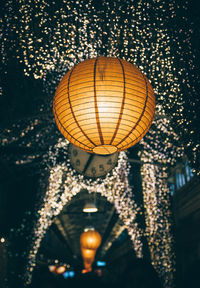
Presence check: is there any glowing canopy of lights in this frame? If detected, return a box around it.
[53,57,155,154]
[1,1,199,288]
[24,140,143,285]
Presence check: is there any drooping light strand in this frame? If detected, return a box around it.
[24,139,143,285]
[141,153,176,287]
[140,118,180,288]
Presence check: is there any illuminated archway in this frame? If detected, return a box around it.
[24,139,143,284]
[24,124,176,288]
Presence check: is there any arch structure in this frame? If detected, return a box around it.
[24,119,177,288]
[24,139,143,285]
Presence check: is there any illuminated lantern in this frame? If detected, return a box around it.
[56,266,66,274]
[53,57,155,155]
[80,230,102,250]
[81,248,96,263]
[49,265,56,273]
[82,269,89,274]
[84,261,92,271]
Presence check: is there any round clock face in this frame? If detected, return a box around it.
[68,144,119,178]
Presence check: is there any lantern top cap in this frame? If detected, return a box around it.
[84,226,95,232]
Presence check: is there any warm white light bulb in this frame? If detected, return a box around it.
[83,207,98,213]
[83,202,98,213]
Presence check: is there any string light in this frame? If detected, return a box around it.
[141,151,176,287]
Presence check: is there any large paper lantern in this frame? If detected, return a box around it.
[53,57,155,155]
[80,230,102,250]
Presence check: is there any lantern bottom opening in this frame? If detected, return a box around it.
[93,145,117,155]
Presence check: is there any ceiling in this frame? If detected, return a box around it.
[38,190,126,266]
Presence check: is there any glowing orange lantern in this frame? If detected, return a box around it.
[80,230,102,250]
[81,248,96,263]
[53,57,155,155]
[84,261,92,271]
[82,268,90,274]
[56,265,66,274]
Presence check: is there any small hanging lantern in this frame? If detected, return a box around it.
[80,230,102,250]
[84,261,92,271]
[56,265,66,274]
[81,248,96,263]
[53,57,155,155]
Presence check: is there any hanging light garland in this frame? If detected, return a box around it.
[141,157,176,287]
[140,117,182,287]
[24,139,143,285]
